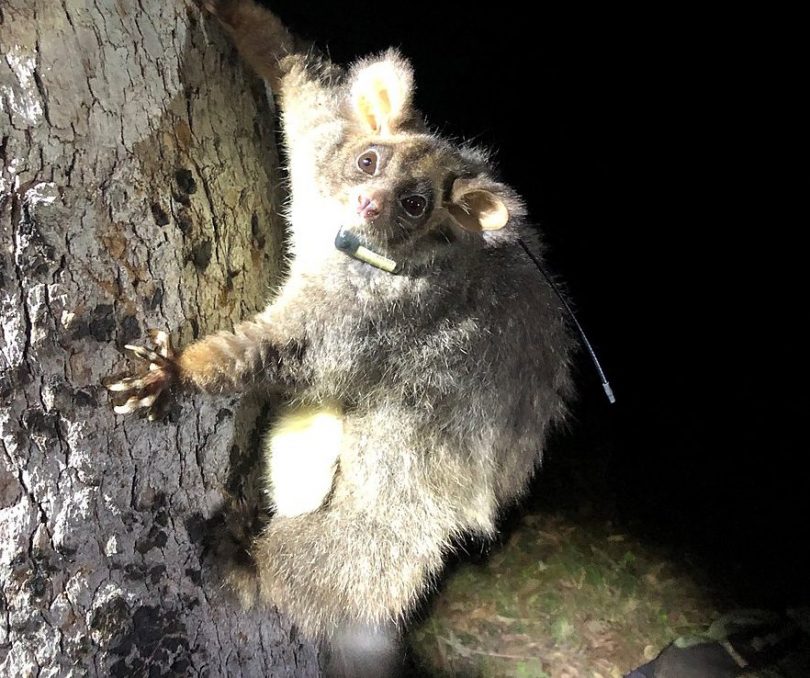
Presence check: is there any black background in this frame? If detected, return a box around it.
[266,2,807,608]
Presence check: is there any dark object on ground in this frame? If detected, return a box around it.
[627,609,810,677]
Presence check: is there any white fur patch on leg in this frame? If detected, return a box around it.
[265,403,344,517]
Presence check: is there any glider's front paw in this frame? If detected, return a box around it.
[104,330,179,421]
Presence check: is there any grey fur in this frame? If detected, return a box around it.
[113,0,575,644]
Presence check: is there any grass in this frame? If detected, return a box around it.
[406,511,720,677]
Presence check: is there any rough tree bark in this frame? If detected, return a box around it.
[1,1,320,675]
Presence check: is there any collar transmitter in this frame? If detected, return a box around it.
[335,227,402,274]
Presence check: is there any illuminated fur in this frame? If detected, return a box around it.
[265,403,343,517]
[108,0,575,642]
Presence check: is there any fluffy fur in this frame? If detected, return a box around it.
[109,0,575,642]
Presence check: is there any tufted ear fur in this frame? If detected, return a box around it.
[447,176,514,232]
[349,50,415,135]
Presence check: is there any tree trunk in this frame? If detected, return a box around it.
[1,1,320,675]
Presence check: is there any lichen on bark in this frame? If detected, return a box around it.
[1,1,318,675]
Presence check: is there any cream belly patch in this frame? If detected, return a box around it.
[264,403,344,517]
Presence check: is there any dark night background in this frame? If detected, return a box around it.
[268,3,807,609]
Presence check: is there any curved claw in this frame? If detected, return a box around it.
[106,330,179,420]
[104,374,149,392]
[147,390,172,422]
[147,329,175,358]
[113,393,158,414]
[106,366,170,397]
[124,344,172,367]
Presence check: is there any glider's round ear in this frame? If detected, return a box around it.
[447,177,510,232]
[349,50,415,135]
